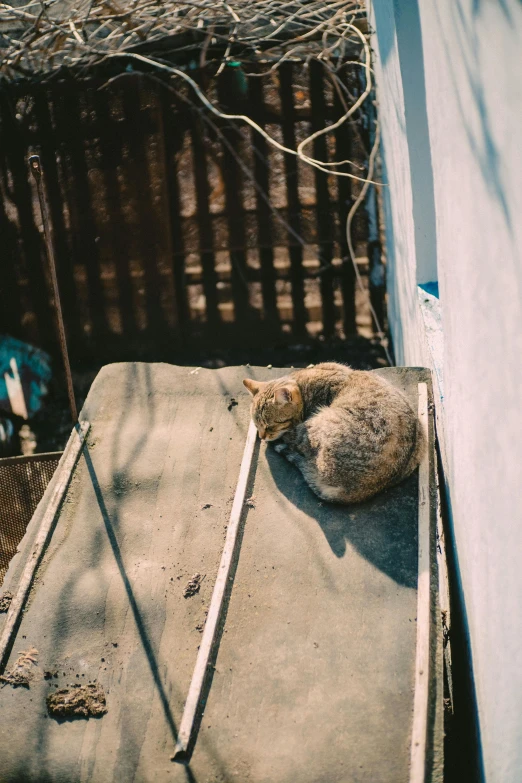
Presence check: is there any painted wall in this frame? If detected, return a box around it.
[369,1,522,781]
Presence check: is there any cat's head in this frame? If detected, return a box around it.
[242,377,303,441]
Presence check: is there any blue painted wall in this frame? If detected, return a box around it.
[370,1,522,781]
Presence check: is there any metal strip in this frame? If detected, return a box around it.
[29,154,78,423]
[173,420,258,760]
[409,383,431,783]
[0,421,90,671]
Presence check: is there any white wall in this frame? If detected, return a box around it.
[370,1,522,781]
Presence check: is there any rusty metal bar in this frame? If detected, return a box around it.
[34,91,81,348]
[3,96,55,351]
[29,154,78,423]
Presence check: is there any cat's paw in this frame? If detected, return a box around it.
[274,443,288,454]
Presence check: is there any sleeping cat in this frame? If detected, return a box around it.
[243,362,424,504]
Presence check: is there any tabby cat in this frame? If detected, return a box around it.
[243,362,424,504]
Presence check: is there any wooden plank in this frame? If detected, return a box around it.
[0,198,24,339]
[173,419,258,760]
[355,69,385,334]
[248,74,279,326]
[94,86,138,337]
[159,93,189,331]
[410,382,431,783]
[0,88,25,337]
[53,86,109,346]
[189,109,220,328]
[0,421,89,672]
[333,82,357,335]
[279,63,307,335]
[217,69,250,327]
[309,61,336,337]
[121,79,165,336]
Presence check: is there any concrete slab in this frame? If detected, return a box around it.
[0,364,441,783]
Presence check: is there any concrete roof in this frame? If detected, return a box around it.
[0,363,441,782]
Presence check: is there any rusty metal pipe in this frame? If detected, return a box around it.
[29,155,78,423]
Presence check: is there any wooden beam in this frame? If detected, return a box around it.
[0,421,90,672]
[173,420,258,760]
[409,383,430,783]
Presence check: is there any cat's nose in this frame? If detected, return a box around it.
[259,428,266,440]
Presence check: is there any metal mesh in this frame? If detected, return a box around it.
[0,452,62,583]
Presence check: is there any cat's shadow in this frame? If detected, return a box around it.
[264,445,419,590]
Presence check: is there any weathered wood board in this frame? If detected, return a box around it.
[0,364,442,783]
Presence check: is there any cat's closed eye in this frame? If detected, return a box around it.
[268,423,288,432]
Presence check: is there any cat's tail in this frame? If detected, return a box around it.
[405,411,427,478]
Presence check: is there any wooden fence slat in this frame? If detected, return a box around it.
[0,96,26,339]
[309,61,336,338]
[0,197,24,339]
[189,110,220,329]
[248,74,279,326]
[279,63,307,336]
[53,88,109,344]
[217,69,250,327]
[94,86,138,337]
[333,84,357,336]
[357,71,386,334]
[159,93,189,330]
[121,80,165,335]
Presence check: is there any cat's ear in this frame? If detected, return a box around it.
[274,387,293,405]
[243,378,263,396]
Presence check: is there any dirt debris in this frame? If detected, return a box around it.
[183,573,204,598]
[0,647,39,688]
[46,682,108,719]
[245,496,256,509]
[0,591,13,613]
[227,397,238,411]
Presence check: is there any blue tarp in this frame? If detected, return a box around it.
[0,336,51,419]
